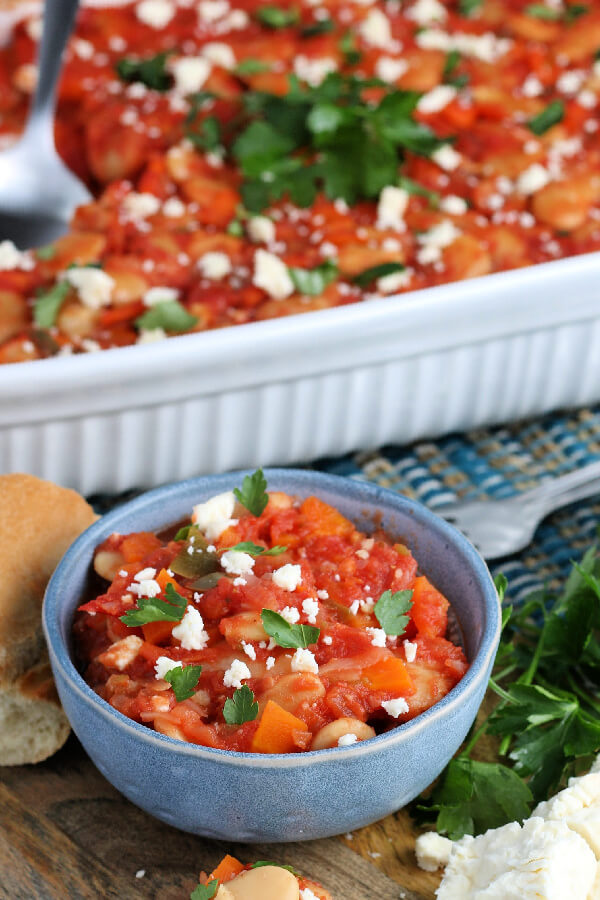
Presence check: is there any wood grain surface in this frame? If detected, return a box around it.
[0,734,442,900]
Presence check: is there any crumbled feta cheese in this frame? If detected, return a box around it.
[252,249,294,300]
[129,577,161,598]
[280,605,301,624]
[265,656,275,670]
[294,55,338,86]
[291,648,319,674]
[431,144,462,171]
[122,192,161,219]
[73,38,95,60]
[359,8,393,48]
[338,733,358,747]
[316,589,329,600]
[26,18,43,41]
[366,627,387,647]
[272,563,302,591]
[416,29,511,62]
[404,640,418,662]
[163,197,186,217]
[417,221,461,265]
[103,635,143,671]
[349,599,360,615]
[135,567,157,581]
[300,889,319,900]
[135,869,146,879]
[375,56,408,83]
[192,490,238,540]
[241,640,256,660]
[198,0,229,22]
[0,240,34,271]
[577,89,596,109]
[142,286,179,307]
[136,0,174,28]
[247,216,276,244]
[172,606,210,650]
[418,84,457,114]
[171,57,212,94]
[199,251,232,280]
[137,327,168,345]
[382,697,409,717]
[440,195,468,215]
[302,597,320,624]
[533,772,600,857]
[220,549,255,576]
[65,267,115,309]
[415,832,453,871]
[201,41,236,70]
[407,0,446,24]
[154,655,182,680]
[556,69,586,95]
[376,185,409,230]
[522,74,544,97]
[517,163,551,195]
[223,658,251,689]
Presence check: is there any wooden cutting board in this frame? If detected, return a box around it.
[0,734,442,900]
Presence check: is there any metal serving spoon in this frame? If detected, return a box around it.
[0,0,91,248]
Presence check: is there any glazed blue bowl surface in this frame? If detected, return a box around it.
[43,469,501,842]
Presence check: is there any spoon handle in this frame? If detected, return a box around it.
[26,0,81,141]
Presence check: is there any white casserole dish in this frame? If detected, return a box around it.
[2,251,600,494]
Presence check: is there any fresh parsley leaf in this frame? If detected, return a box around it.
[227,218,245,236]
[186,115,221,151]
[256,5,300,27]
[494,573,508,604]
[235,58,271,75]
[174,525,192,541]
[527,99,564,135]
[565,3,588,20]
[442,50,469,88]
[251,861,298,874]
[33,281,70,329]
[301,19,334,38]
[190,881,218,900]
[233,468,269,516]
[120,582,188,626]
[223,684,259,724]
[261,609,320,648]
[397,175,440,206]
[374,589,413,635]
[223,542,287,556]
[525,3,561,18]
[135,300,198,333]
[352,263,406,288]
[116,52,172,91]
[288,259,338,296]
[459,0,483,15]
[339,31,363,65]
[35,244,56,261]
[165,664,203,702]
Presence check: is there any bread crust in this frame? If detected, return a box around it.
[0,473,96,686]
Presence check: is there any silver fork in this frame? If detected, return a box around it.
[435,460,600,559]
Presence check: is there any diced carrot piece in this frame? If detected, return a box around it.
[208,855,245,883]
[251,700,309,754]
[141,620,174,645]
[411,576,449,638]
[362,656,415,695]
[156,568,179,592]
[120,532,162,563]
[300,496,356,538]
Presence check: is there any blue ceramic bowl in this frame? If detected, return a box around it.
[43,469,500,842]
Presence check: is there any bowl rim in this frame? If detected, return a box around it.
[43,468,501,768]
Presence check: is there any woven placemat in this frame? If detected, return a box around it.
[89,406,600,605]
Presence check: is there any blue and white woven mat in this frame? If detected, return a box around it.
[91,406,600,605]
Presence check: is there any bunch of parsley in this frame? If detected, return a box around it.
[416,550,600,839]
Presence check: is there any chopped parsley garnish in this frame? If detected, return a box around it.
[120,582,187,626]
[443,50,469,88]
[565,2,588,20]
[525,3,561,18]
[288,259,338,296]
[417,551,600,838]
[235,58,271,76]
[374,590,413,635]
[352,262,406,288]
[527,99,565,135]
[251,861,298,874]
[135,300,198,333]
[190,881,218,900]
[223,542,287,556]
[223,684,259,724]
[233,468,269,516]
[459,0,483,15]
[165,664,203,702]
[301,18,334,38]
[261,609,320,648]
[33,281,70,329]
[397,175,440,206]
[185,114,221,151]
[116,52,172,91]
[35,244,56,261]
[339,31,362,65]
[256,5,300,27]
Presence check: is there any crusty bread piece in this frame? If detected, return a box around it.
[0,473,96,764]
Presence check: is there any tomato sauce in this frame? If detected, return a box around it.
[73,486,468,753]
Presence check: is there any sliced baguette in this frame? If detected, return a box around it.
[0,473,96,764]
